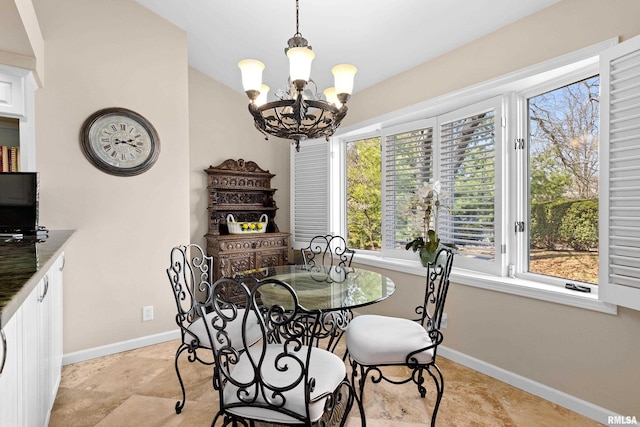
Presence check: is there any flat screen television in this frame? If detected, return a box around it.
[0,172,39,233]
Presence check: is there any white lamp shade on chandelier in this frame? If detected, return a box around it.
[332,64,358,98]
[237,0,357,151]
[286,46,316,86]
[238,59,265,95]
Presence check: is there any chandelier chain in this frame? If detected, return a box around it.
[295,0,301,36]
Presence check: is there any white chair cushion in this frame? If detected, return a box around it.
[224,345,346,424]
[186,309,261,349]
[346,314,435,365]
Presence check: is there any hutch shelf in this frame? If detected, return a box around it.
[204,158,289,280]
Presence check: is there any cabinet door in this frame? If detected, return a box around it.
[218,253,255,279]
[257,249,286,269]
[21,282,40,426]
[38,274,53,424]
[23,271,57,427]
[48,254,64,407]
[0,309,21,426]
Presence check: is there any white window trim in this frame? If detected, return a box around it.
[352,252,617,315]
[326,38,619,314]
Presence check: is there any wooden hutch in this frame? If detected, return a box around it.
[205,159,289,280]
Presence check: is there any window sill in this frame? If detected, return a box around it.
[352,253,617,315]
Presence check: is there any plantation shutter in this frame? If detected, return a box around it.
[382,120,435,258]
[291,139,330,249]
[438,98,504,275]
[600,35,640,311]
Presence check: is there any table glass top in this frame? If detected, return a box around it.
[234,264,396,312]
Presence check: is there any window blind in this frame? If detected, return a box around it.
[383,121,434,250]
[440,109,496,261]
[601,37,640,310]
[291,140,330,248]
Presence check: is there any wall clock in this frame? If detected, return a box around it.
[80,107,160,176]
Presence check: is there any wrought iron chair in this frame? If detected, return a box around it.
[300,234,356,358]
[346,247,454,427]
[166,244,261,414]
[301,234,355,268]
[197,275,363,426]
[300,235,355,356]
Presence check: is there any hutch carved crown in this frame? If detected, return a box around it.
[205,159,289,280]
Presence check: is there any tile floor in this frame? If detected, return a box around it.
[49,339,604,427]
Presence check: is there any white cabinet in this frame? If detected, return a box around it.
[0,252,64,426]
[0,307,20,426]
[0,69,25,116]
[0,64,38,171]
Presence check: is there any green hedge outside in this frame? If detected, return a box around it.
[530,199,598,251]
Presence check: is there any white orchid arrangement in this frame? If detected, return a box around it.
[399,180,449,255]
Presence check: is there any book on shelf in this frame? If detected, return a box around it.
[0,145,20,172]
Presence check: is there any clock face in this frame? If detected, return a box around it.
[80,108,160,176]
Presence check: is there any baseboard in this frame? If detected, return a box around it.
[61,329,180,365]
[438,346,618,425]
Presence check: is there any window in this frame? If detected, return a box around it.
[292,37,640,312]
[346,137,382,251]
[382,121,434,255]
[439,102,501,274]
[524,76,600,288]
[378,98,504,273]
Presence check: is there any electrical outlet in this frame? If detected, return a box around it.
[142,305,154,322]
[441,312,448,329]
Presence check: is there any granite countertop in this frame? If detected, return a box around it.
[0,229,75,329]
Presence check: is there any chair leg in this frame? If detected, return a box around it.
[344,367,366,427]
[426,364,445,427]
[415,367,427,398]
[350,359,366,401]
[352,381,367,427]
[174,344,189,414]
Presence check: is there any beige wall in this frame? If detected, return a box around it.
[188,68,290,249]
[351,0,640,416]
[32,0,190,353]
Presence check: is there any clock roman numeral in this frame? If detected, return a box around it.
[100,137,110,143]
[119,124,126,131]
[110,124,117,131]
[103,144,112,151]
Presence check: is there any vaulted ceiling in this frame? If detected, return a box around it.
[135,0,560,97]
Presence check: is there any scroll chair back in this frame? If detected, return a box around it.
[301,235,355,268]
[301,235,355,355]
[197,276,361,426]
[346,247,454,427]
[166,244,215,414]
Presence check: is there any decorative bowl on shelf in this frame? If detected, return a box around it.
[226,213,268,234]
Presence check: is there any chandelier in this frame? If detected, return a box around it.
[238,0,357,152]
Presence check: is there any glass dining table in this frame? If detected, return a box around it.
[233,264,396,352]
